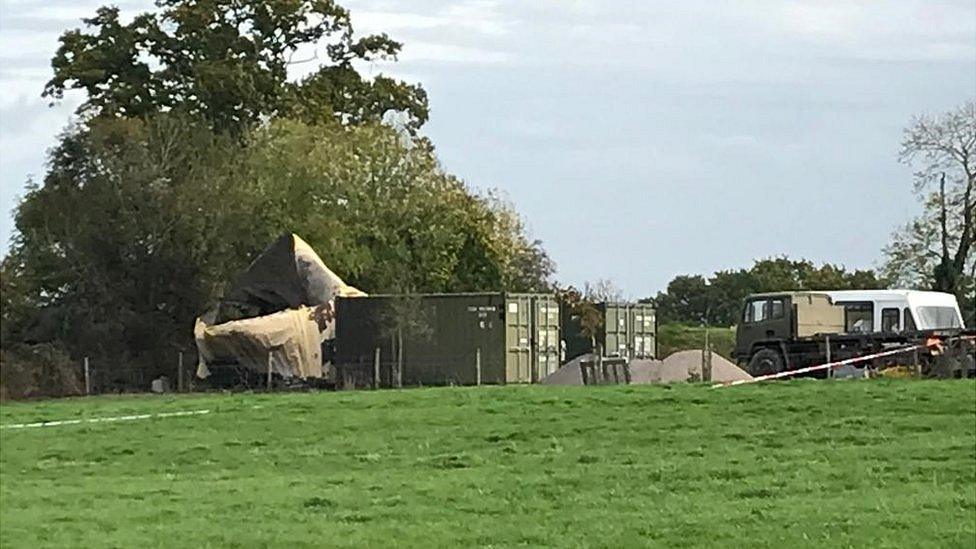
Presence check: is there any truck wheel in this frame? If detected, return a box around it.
[748,348,784,377]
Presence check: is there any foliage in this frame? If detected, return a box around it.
[554,286,603,347]
[378,295,434,342]
[0,343,82,400]
[650,257,887,326]
[657,323,735,359]
[44,0,428,134]
[1,382,974,546]
[1,115,554,391]
[883,100,976,324]
[245,120,553,293]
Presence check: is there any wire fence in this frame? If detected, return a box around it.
[79,351,198,396]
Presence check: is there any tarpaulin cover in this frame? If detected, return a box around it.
[195,233,365,379]
[195,306,324,379]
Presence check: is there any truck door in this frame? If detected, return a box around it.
[736,296,791,357]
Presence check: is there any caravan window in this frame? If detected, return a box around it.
[844,303,873,333]
[881,308,900,332]
[903,308,917,331]
[915,307,962,329]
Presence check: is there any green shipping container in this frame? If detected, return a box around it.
[335,293,560,385]
[561,302,657,362]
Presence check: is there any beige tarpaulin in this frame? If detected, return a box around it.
[195,306,324,379]
[195,233,365,380]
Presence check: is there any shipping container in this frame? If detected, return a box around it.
[335,293,560,386]
[561,302,657,362]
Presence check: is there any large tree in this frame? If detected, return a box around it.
[3,1,554,397]
[883,101,976,320]
[44,0,428,133]
[1,115,554,392]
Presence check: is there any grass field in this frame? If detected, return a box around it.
[1,381,974,548]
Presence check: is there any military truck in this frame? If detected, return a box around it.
[733,290,974,377]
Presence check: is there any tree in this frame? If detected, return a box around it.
[650,258,887,326]
[652,275,711,325]
[44,1,428,134]
[883,101,976,321]
[245,120,554,293]
[1,115,555,390]
[583,279,624,302]
[554,286,602,350]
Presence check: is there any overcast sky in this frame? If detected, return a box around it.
[1,0,974,298]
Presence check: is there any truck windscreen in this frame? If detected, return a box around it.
[915,306,963,329]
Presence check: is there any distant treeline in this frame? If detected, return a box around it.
[645,258,887,327]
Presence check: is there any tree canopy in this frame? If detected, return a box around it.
[44,0,428,133]
[649,258,888,326]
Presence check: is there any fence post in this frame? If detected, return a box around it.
[596,345,604,385]
[84,357,91,395]
[476,348,482,386]
[702,328,712,382]
[373,347,381,390]
[266,352,273,391]
[178,351,185,393]
[913,346,920,378]
[396,330,404,389]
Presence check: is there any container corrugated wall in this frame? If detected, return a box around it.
[335,293,559,386]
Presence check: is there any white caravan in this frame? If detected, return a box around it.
[822,290,965,333]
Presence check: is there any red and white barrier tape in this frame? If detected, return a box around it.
[712,340,942,388]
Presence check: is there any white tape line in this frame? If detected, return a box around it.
[712,342,934,388]
[0,409,210,430]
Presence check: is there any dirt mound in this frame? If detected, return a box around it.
[631,350,752,384]
[540,355,589,385]
[628,359,663,383]
[542,350,752,386]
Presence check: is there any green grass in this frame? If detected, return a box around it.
[1,381,974,548]
[658,322,736,358]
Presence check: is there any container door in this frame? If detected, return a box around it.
[604,305,628,358]
[505,296,531,383]
[633,306,655,359]
[533,297,560,380]
[645,308,657,358]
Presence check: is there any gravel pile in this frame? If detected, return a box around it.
[631,350,752,384]
[541,350,752,386]
[540,355,588,385]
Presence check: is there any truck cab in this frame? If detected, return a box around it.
[733,293,796,364]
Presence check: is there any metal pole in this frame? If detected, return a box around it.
[373,347,381,389]
[913,346,920,378]
[476,347,482,386]
[825,335,832,379]
[84,357,91,395]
